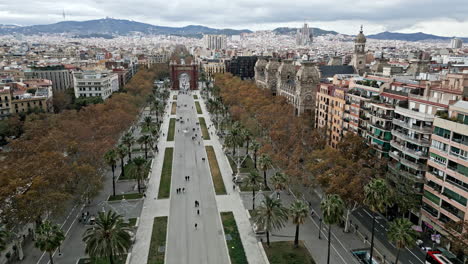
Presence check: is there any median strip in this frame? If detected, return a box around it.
[195,101,202,114]
[206,146,226,195]
[147,216,168,264]
[167,118,175,141]
[158,148,173,199]
[221,212,247,264]
[199,117,210,140]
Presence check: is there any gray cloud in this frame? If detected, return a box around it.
[1,0,467,36]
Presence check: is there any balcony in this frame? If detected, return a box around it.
[392,130,431,147]
[400,157,426,172]
[392,119,432,134]
[369,121,392,131]
[395,105,434,122]
[390,140,428,159]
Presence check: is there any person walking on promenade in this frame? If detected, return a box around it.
[197,209,200,215]
[195,223,198,230]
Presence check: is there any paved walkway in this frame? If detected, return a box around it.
[165,91,229,264]
[131,90,267,264]
[131,98,173,264]
[198,94,267,264]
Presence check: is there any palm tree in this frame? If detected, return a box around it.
[387,218,418,264]
[321,194,345,264]
[130,157,147,193]
[243,171,263,210]
[104,149,118,197]
[121,132,135,161]
[116,144,128,179]
[83,211,131,264]
[143,116,153,132]
[225,122,244,156]
[254,195,288,247]
[250,141,260,169]
[242,128,252,155]
[0,225,8,252]
[289,200,309,248]
[258,153,273,187]
[137,135,152,159]
[271,172,288,198]
[35,221,65,264]
[364,179,391,264]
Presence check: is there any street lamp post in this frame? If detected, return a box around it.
[318,217,323,239]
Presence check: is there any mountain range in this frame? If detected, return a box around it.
[0,18,252,38]
[0,18,465,42]
[367,31,468,42]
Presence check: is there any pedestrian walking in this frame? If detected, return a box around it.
[182,188,185,193]
[195,200,198,207]
[233,184,236,191]
[195,223,198,230]
[197,209,200,215]
[188,176,190,181]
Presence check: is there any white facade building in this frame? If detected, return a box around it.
[450,38,463,49]
[73,71,119,100]
[203,34,227,50]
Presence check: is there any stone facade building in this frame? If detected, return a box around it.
[350,26,367,75]
[255,58,320,116]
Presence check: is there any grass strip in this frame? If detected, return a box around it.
[108,193,143,201]
[167,118,175,141]
[206,146,226,195]
[198,117,210,140]
[171,102,176,115]
[221,212,248,264]
[147,216,168,264]
[158,148,173,199]
[195,101,202,114]
[193,95,198,99]
[263,241,315,264]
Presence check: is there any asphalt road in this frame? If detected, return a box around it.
[165,91,229,264]
[352,207,426,264]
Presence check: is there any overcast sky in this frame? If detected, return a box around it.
[1,0,468,36]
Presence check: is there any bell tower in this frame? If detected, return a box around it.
[352,26,367,75]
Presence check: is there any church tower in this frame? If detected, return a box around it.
[352,26,367,75]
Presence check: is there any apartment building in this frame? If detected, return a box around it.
[316,83,348,147]
[422,101,468,237]
[0,79,53,118]
[24,64,74,92]
[73,71,119,100]
[203,34,227,50]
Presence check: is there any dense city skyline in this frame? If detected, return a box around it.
[1,0,468,37]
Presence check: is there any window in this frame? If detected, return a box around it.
[450,146,468,160]
[452,132,468,146]
[430,152,447,165]
[446,175,468,192]
[442,188,467,206]
[434,126,451,139]
[448,160,468,176]
[422,202,438,217]
[431,140,448,152]
[424,190,441,205]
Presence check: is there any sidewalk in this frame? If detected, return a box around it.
[198,91,267,264]
[130,93,173,264]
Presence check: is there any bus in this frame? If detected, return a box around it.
[426,251,455,264]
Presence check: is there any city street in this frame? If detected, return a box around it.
[164,91,230,264]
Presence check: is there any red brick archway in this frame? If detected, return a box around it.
[170,62,198,90]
